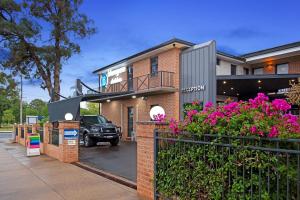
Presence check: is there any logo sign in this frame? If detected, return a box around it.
[181,85,205,93]
[67,140,76,145]
[101,73,108,87]
[64,129,78,140]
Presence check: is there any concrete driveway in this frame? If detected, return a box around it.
[79,141,137,182]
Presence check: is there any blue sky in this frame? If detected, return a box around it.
[23,0,300,102]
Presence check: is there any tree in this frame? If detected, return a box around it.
[0,71,18,125]
[0,0,96,101]
[2,109,15,124]
[80,102,99,115]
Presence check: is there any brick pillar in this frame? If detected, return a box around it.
[136,121,168,200]
[58,121,79,163]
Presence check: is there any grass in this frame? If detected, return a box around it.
[0,125,13,132]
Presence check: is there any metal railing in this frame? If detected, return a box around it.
[38,128,44,143]
[21,127,24,138]
[49,128,59,146]
[154,131,300,200]
[100,71,175,93]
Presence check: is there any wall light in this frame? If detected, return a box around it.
[237,93,239,96]
[106,99,111,103]
[230,87,234,90]
[141,96,148,100]
[132,95,137,99]
[223,81,227,84]
[258,86,262,89]
[223,91,226,94]
[258,80,262,83]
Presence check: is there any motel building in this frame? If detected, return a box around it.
[89,39,300,140]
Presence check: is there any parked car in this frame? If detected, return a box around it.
[80,115,121,147]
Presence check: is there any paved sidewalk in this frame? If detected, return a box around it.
[0,138,139,200]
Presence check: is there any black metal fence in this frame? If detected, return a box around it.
[38,128,44,143]
[49,128,59,146]
[21,127,24,138]
[154,131,300,200]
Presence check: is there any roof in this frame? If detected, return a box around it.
[93,38,194,73]
[92,38,249,74]
[241,41,300,58]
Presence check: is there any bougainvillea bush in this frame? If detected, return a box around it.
[156,94,300,200]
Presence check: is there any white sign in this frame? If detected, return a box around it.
[110,76,123,84]
[107,67,126,77]
[150,106,165,120]
[67,140,76,145]
[182,85,205,93]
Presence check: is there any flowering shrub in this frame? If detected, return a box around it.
[157,94,300,200]
[153,113,166,123]
[171,93,300,138]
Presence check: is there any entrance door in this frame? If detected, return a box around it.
[127,65,133,91]
[127,107,134,139]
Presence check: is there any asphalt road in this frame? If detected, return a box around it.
[0,132,12,139]
[79,141,137,182]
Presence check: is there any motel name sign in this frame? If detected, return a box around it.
[181,85,206,93]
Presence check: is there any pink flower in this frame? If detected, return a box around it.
[271,99,291,113]
[187,109,198,122]
[268,126,279,138]
[169,118,180,134]
[250,126,257,134]
[153,114,166,123]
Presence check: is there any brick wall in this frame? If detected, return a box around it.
[136,121,168,200]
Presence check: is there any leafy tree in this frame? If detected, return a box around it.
[80,102,99,115]
[23,98,48,119]
[0,0,96,101]
[2,109,15,124]
[0,71,18,125]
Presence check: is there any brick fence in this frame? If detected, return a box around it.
[136,121,168,200]
[14,121,79,163]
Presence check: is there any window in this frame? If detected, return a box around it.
[216,59,220,66]
[231,65,237,75]
[243,68,249,75]
[276,63,289,74]
[150,56,158,76]
[253,67,264,75]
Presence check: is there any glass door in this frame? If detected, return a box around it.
[127,107,134,138]
[127,65,133,91]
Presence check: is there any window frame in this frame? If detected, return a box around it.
[150,56,158,76]
[252,67,264,75]
[275,63,289,74]
[231,64,237,75]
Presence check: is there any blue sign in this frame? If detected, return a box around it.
[64,129,78,140]
[101,73,108,87]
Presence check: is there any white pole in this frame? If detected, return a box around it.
[20,75,23,124]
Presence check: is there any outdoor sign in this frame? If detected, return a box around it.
[26,134,40,156]
[180,40,216,118]
[64,129,79,140]
[100,73,108,87]
[67,140,76,145]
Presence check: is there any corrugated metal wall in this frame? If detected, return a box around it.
[180,41,216,118]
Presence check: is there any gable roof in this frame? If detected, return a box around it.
[93,38,194,73]
[241,41,300,58]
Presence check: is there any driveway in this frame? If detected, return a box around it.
[0,138,139,200]
[79,141,137,182]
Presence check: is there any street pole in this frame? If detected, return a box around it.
[20,75,23,124]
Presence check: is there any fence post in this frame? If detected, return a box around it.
[136,121,168,200]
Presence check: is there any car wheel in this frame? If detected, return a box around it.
[84,134,94,147]
[110,137,119,146]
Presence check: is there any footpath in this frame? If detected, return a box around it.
[0,137,139,200]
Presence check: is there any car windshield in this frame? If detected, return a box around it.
[83,116,108,124]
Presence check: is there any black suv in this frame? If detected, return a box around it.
[80,115,121,147]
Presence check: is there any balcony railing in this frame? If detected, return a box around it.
[100,71,175,93]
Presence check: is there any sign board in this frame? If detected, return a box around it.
[64,129,79,140]
[180,41,216,118]
[101,73,108,87]
[67,140,76,145]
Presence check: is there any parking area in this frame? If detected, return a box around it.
[79,141,137,182]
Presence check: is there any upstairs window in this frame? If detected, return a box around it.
[216,59,220,66]
[231,65,237,75]
[243,68,249,75]
[253,67,264,75]
[150,56,158,76]
[276,63,289,74]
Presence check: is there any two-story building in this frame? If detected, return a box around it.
[90,39,300,140]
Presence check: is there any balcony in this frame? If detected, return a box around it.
[100,71,175,94]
